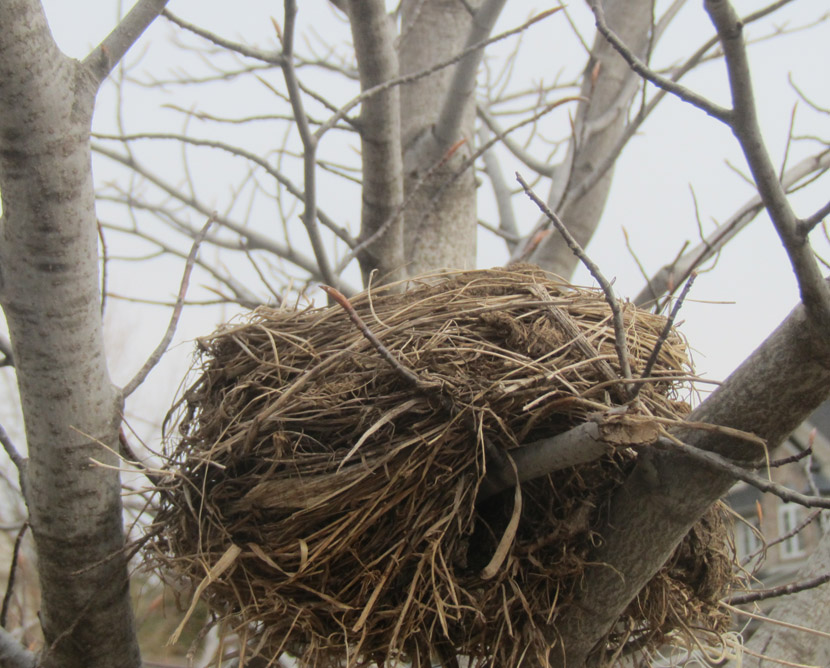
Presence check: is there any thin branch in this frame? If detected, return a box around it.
[633,273,697,398]
[320,286,430,391]
[163,10,285,64]
[92,132,355,247]
[1,521,28,628]
[551,0,801,225]
[477,126,518,253]
[118,430,162,487]
[100,216,262,307]
[477,219,520,244]
[653,0,688,45]
[798,198,830,235]
[316,9,562,139]
[83,0,169,86]
[656,435,830,509]
[767,445,812,469]
[517,172,634,389]
[635,149,830,306]
[97,221,108,316]
[779,104,798,181]
[0,424,25,481]
[0,626,36,668]
[705,0,830,330]
[762,509,821,556]
[621,227,655,299]
[121,215,215,398]
[280,0,335,288]
[727,572,830,606]
[92,145,355,291]
[477,104,557,176]
[587,0,731,123]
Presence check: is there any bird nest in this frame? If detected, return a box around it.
[147,265,733,667]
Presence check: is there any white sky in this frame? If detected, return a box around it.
[9,0,830,448]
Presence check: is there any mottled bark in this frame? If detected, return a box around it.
[0,1,165,666]
[399,0,477,275]
[348,0,406,285]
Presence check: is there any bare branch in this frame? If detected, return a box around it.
[0,423,26,483]
[280,0,335,288]
[634,273,696,397]
[320,285,430,391]
[121,215,215,398]
[93,132,355,246]
[635,148,830,306]
[1,521,29,628]
[656,435,830,509]
[588,0,731,123]
[767,445,812,469]
[477,126,519,253]
[727,572,830,606]
[477,105,556,176]
[92,144,356,290]
[100,217,262,307]
[163,10,285,64]
[316,9,561,140]
[347,0,405,283]
[549,293,830,667]
[543,0,806,246]
[83,0,169,86]
[518,173,634,389]
[705,0,830,331]
[479,421,615,500]
[799,198,830,235]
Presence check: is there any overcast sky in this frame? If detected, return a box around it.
[15,0,830,446]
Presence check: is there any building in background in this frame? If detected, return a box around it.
[727,401,830,587]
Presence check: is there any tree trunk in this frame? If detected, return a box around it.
[399,0,477,275]
[0,2,140,666]
[349,0,406,285]
[531,0,653,279]
[549,300,830,667]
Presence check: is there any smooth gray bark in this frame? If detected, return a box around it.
[348,0,406,285]
[531,0,653,279]
[399,0,478,275]
[0,0,165,665]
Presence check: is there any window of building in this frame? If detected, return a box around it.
[778,502,805,560]
[735,520,761,562]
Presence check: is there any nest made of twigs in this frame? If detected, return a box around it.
[147,265,733,667]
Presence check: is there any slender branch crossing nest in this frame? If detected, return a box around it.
[148,266,733,666]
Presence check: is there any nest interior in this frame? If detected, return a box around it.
[148,265,733,667]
